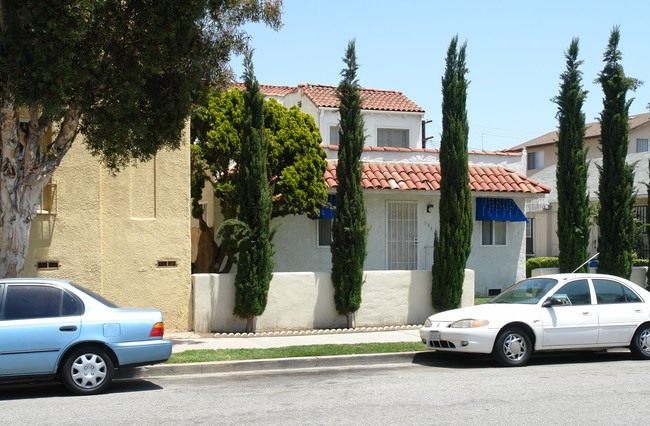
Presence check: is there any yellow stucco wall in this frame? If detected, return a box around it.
[24,122,192,331]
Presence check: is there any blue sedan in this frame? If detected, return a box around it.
[0,278,172,394]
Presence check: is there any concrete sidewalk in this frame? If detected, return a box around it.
[165,327,422,353]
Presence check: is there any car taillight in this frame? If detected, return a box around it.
[150,322,165,337]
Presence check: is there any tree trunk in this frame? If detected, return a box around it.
[0,100,79,278]
[245,316,255,333]
[346,312,354,329]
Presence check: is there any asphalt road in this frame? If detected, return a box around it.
[1,350,649,425]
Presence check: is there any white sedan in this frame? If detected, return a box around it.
[420,273,650,366]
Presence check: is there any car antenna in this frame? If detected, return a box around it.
[572,252,599,273]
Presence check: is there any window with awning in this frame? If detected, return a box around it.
[475,197,528,223]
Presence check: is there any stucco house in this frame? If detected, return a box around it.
[199,84,550,297]
[506,112,650,259]
[19,117,192,331]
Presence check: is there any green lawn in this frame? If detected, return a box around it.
[166,342,424,364]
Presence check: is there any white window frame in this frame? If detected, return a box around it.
[481,220,508,247]
[377,128,410,149]
[637,138,649,153]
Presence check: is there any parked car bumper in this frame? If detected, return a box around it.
[419,324,498,354]
[108,339,172,367]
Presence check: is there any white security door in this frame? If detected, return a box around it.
[386,201,417,270]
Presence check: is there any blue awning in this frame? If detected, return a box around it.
[316,194,336,219]
[475,197,528,222]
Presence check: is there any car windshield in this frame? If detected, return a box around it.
[488,278,558,304]
[69,282,119,308]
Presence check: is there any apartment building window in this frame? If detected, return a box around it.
[637,139,649,153]
[481,221,507,246]
[527,151,544,170]
[36,182,57,215]
[526,218,534,255]
[377,128,409,148]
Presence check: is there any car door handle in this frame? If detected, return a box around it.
[59,326,78,332]
[582,312,591,316]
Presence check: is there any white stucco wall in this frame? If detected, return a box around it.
[271,193,528,297]
[192,269,475,333]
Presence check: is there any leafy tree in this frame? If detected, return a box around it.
[596,27,640,279]
[330,40,368,328]
[431,35,473,311]
[190,87,327,272]
[232,52,274,333]
[0,0,282,278]
[554,39,591,273]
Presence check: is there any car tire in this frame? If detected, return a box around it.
[61,347,114,395]
[492,327,532,367]
[630,324,650,360]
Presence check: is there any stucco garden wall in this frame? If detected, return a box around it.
[192,269,474,333]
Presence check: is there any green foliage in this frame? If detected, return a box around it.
[0,0,283,170]
[431,36,473,312]
[233,53,274,328]
[166,342,424,364]
[525,257,560,277]
[330,40,368,323]
[191,88,328,220]
[554,39,591,273]
[596,27,638,279]
[190,85,327,273]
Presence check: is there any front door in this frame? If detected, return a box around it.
[386,201,417,270]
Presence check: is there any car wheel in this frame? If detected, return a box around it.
[61,347,114,395]
[630,324,650,360]
[492,327,532,367]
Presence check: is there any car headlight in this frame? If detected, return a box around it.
[450,319,489,328]
[424,318,432,327]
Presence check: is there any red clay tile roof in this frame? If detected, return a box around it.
[232,82,424,113]
[232,83,298,97]
[506,112,650,151]
[324,161,550,194]
[299,84,424,113]
[321,144,522,157]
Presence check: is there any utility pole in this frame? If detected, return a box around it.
[421,119,433,149]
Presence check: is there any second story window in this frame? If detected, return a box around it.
[377,128,409,149]
[527,151,544,170]
[637,138,649,153]
[329,126,341,145]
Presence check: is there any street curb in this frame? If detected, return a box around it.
[120,351,427,378]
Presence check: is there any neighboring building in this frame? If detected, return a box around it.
[507,112,650,176]
[200,84,550,296]
[21,120,192,331]
[506,112,650,260]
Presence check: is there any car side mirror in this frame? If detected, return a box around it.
[543,297,564,308]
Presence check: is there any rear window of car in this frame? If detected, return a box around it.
[4,285,83,320]
[69,282,119,308]
[593,279,643,304]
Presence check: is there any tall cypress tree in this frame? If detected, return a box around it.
[596,27,638,279]
[554,39,591,273]
[431,36,473,311]
[233,51,274,332]
[331,40,368,328]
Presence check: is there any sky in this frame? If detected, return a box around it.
[230,0,650,152]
